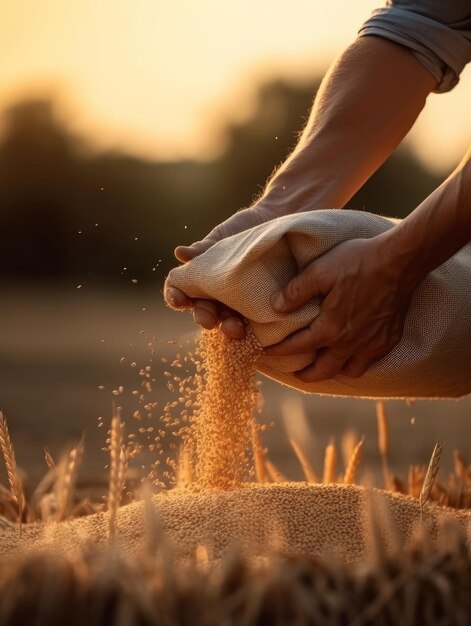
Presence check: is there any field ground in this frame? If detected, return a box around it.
[0,286,470,494]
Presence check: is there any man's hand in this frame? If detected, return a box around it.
[165,36,435,340]
[174,204,279,263]
[264,236,415,381]
[165,204,281,339]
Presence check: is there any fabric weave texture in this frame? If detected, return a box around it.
[166,210,471,399]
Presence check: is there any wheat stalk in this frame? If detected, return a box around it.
[453,450,467,482]
[108,410,125,539]
[176,441,193,487]
[289,437,318,483]
[265,459,286,483]
[344,437,364,485]
[323,440,336,484]
[0,411,25,532]
[141,480,162,555]
[251,420,267,483]
[44,448,56,470]
[420,441,444,523]
[55,440,84,521]
[376,401,390,489]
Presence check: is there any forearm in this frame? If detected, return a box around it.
[380,148,471,290]
[259,36,436,213]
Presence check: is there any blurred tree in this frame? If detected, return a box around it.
[0,100,78,277]
[0,81,443,286]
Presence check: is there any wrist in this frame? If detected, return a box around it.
[259,184,335,216]
[375,226,430,294]
[259,165,347,216]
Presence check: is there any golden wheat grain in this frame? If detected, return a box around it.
[141,480,161,555]
[376,401,390,489]
[388,474,405,494]
[251,420,268,483]
[55,440,84,522]
[189,328,261,490]
[344,437,364,485]
[265,459,286,483]
[453,450,468,482]
[44,448,55,470]
[108,410,125,538]
[0,410,25,530]
[176,441,193,488]
[420,441,444,521]
[323,440,337,484]
[341,430,357,472]
[289,437,318,483]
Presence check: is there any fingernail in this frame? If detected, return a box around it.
[165,287,177,305]
[271,292,286,312]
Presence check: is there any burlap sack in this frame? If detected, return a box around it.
[166,210,471,399]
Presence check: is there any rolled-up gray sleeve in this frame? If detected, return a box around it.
[358,1,471,92]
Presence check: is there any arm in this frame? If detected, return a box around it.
[176,36,436,260]
[167,36,436,335]
[259,35,436,214]
[380,148,471,290]
[266,150,471,381]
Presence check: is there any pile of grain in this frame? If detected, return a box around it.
[2,326,471,622]
[1,484,470,563]
[1,328,470,564]
[2,525,471,626]
[188,327,261,489]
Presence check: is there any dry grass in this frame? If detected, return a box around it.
[323,439,336,484]
[0,411,25,530]
[0,515,469,625]
[108,410,126,538]
[376,400,390,488]
[343,436,364,485]
[55,440,84,522]
[0,328,470,624]
[420,441,444,522]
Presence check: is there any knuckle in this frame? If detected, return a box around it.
[284,279,302,303]
[316,366,338,380]
[316,320,342,344]
[316,358,345,379]
[348,363,369,378]
[347,370,363,379]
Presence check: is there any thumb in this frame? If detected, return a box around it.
[174,223,226,263]
[174,237,216,263]
[174,206,269,263]
[271,263,323,313]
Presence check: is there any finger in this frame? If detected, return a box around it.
[193,300,219,330]
[341,357,372,379]
[218,306,239,321]
[271,263,323,314]
[264,321,328,357]
[175,238,215,263]
[221,316,246,339]
[165,286,192,309]
[295,349,349,383]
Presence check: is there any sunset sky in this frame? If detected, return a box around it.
[1,0,470,173]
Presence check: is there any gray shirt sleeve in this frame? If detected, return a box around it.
[358,1,471,92]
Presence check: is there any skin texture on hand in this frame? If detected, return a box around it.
[264,236,414,382]
[166,204,280,339]
[264,148,471,382]
[174,205,279,264]
[165,36,436,349]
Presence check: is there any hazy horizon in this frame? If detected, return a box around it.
[1,0,470,173]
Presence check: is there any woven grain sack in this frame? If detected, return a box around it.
[166,210,471,399]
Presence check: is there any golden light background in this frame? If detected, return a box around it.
[1,0,471,487]
[1,0,470,173]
